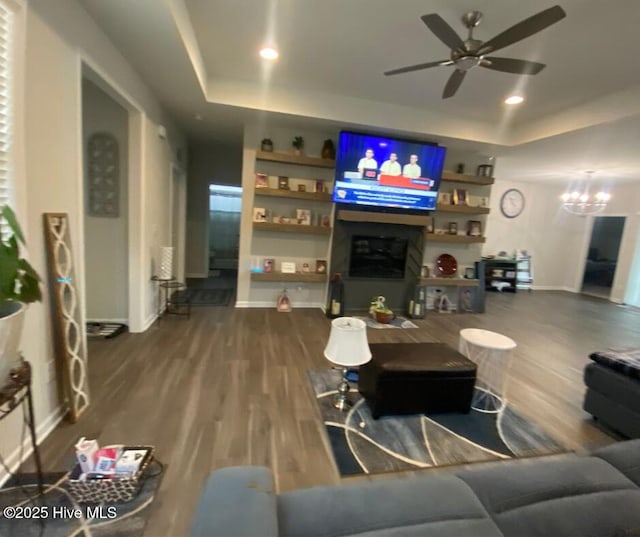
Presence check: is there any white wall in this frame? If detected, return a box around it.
[484,179,640,302]
[186,142,243,276]
[82,79,129,322]
[0,0,185,484]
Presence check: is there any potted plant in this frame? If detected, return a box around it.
[369,296,394,324]
[0,205,42,382]
[261,138,274,152]
[292,136,304,156]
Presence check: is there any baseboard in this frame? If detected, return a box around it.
[0,405,66,487]
[531,286,569,291]
[186,272,208,278]
[140,312,158,332]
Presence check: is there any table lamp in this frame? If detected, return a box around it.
[323,317,371,411]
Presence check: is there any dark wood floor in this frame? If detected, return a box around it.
[33,291,639,536]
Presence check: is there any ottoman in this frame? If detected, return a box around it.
[358,342,477,419]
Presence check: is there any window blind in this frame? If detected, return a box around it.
[0,2,13,239]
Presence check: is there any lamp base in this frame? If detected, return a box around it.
[333,368,352,411]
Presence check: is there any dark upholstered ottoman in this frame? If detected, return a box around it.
[358,342,477,419]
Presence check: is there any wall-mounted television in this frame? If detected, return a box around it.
[332,131,447,211]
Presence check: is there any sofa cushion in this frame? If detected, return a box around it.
[593,439,640,486]
[191,466,278,537]
[456,454,640,536]
[277,473,502,537]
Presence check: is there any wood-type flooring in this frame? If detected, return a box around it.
[33,291,637,536]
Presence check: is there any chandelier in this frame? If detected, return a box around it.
[560,171,611,215]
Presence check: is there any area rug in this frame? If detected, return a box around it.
[0,464,162,537]
[356,316,418,329]
[309,369,564,476]
[172,288,233,306]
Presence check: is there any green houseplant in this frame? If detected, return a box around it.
[0,205,42,381]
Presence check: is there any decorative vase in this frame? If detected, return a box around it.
[321,139,336,160]
[0,302,25,383]
[293,148,301,156]
[261,140,273,152]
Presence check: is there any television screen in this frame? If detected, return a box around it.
[349,235,408,279]
[333,131,446,211]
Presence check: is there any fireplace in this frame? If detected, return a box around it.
[329,215,424,314]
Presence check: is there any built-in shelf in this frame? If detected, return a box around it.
[418,278,480,287]
[254,187,333,202]
[337,210,431,227]
[436,204,490,215]
[253,222,332,235]
[426,234,486,244]
[251,272,327,283]
[441,170,494,186]
[255,151,335,169]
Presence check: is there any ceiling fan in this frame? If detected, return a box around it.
[384,5,567,99]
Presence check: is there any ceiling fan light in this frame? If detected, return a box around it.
[570,191,580,200]
[504,95,524,105]
[579,194,589,202]
[259,47,279,60]
[561,193,570,202]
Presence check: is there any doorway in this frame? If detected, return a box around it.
[581,216,626,299]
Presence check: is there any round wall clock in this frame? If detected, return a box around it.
[500,189,525,218]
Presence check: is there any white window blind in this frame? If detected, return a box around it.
[0,2,13,238]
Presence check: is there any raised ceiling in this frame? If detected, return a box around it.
[78,0,640,183]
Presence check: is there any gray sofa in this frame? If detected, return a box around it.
[191,440,640,537]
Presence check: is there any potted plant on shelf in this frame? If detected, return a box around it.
[369,295,394,324]
[261,138,274,152]
[292,136,304,156]
[0,205,42,382]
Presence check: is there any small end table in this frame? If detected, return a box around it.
[0,359,44,495]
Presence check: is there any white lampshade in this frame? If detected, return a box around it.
[324,317,371,367]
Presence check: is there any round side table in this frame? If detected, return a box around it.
[458,328,517,413]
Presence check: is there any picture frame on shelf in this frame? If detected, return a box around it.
[448,222,458,235]
[263,258,275,273]
[281,261,296,274]
[296,209,311,225]
[297,184,306,192]
[302,262,310,273]
[453,188,467,205]
[467,220,482,236]
[255,173,268,188]
[479,196,490,208]
[315,180,324,193]
[438,192,452,205]
[464,267,475,279]
[316,260,327,274]
[458,286,479,313]
[253,208,267,222]
[320,214,331,228]
[278,176,290,190]
[420,265,430,278]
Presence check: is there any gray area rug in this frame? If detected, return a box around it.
[0,463,162,536]
[356,316,418,329]
[172,288,233,306]
[309,369,564,476]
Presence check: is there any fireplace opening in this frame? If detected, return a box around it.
[349,235,408,279]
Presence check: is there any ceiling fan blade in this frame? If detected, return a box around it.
[477,5,566,55]
[482,57,546,75]
[384,60,452,76]
[421,14,465,50]
[443,69,466,99]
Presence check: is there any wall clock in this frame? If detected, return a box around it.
[500,189,525,218]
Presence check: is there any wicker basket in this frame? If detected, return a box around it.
[67,445,154,504]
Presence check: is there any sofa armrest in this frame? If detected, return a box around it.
[191,466,278,537]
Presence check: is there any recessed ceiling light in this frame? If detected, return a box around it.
[194,114,203,121]
[259,47,279,61]
[504,95,524,105]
